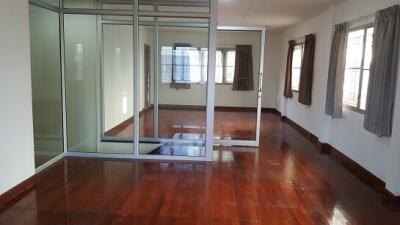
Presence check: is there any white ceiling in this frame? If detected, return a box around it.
[218,0,342,30]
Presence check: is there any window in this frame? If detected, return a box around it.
[161,46,173,83]
[215,49,236,84]
[161,46,208,84]
[161,46,236,84]
[343,26,374,112]
[292,44,304,91]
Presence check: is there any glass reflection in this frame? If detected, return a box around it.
[138,17,209,157]
[29,5,63,167]
[214,30,261,141]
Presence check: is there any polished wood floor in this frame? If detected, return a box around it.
[110,108,257,141]
[1,113,400,224]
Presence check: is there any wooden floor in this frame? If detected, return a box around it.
[110,108,257,141]
[1,113,400,224]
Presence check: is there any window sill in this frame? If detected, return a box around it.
[161,82,233,85]
[216,83,233,85]
[343,105,365,114]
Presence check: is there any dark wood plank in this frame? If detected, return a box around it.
[1,112,400,225]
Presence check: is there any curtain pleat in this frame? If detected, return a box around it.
[298,34,316,105]
[232,45,254,91]
[364,5,400,137]
[325,23,348,118]
[284,40,296,98]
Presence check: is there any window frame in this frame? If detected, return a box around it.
[160,46,237,85]
[160,45,208,84]
[291,42,304,92]
[343,23,374,114]
[216,48,236,85]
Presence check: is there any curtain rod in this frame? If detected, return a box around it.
[347,12,375,25]
[290,11,377,43]
[291,32,316,44]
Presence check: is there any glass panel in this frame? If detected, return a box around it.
[64,0,96,9]
[64,14,99,152]
[102,3,134,21]
[292,45,303,67]
[364,28,374,70]
[215,50,223,83]
[64,0,133,9]
[139,17,209,157]
[42,0,59,7]
[161,46,173,83]
[360,70,370,110]
[225,50,236,83]
[29,5,63,168]
[346,29,365,69]
[291,45,303,91]
[343,68,361,107]
[65,14,135,154]
[214,30,261,141]
[292,68,301,91]
[103,23,134,142]
[139,0,210,13]
[139,17,155,142]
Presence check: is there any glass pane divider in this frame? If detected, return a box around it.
[133,0,140,156]
[153,12,160,139]
[30,0,61,12]
[205,0,217,161]
[59,2,68,154]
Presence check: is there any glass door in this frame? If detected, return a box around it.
[213,27,265,147]
[138,17,210,157]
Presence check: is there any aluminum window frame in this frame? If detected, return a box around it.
[215,48,236,85]
[343,23,374,114]
[291,42,304,92]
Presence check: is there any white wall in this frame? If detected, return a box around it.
[157,29,262,107]
[0,0,35,195]
[275,0,400,195]
[263,32,284,108]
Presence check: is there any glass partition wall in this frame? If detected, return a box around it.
[29,4,64,168]
[29,0,216,162]
[29,0,264,164]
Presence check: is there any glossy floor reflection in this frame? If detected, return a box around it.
[147,143,205,157]
[1,113,400,225]
[108,107,256,141]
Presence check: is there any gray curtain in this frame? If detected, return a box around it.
[298,34,316,105]
[364,5,400,137]
[233,45,254,90]
[284,40,296,98]
[325,23,348,118]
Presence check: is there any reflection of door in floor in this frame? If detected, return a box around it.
[144,44,151,108]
